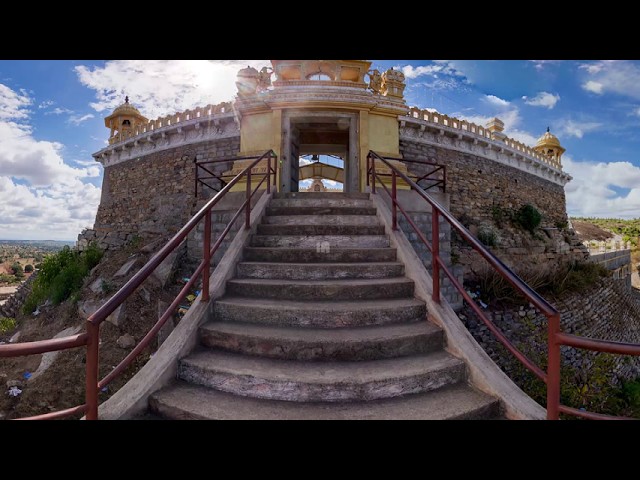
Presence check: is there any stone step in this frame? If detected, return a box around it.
[225,277,415,301]
[262,215,380,226]
[150,382,499,420]
[273,192,370,200]
[177,349,466,402]
[199,321,442,361]
[250,235,389,248]
[236,262,404,280]
[257,224,385,236]
[243,247,397,263]
[267,206,377,216]
[213,297,427,328]
[269,198,374,209]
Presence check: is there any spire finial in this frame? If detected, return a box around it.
[546,126,550,133]
[125,95,129,104]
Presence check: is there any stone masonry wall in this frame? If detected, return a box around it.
[461,278,640,388]
[400,139,587,272]
[79,136,240,250]
[0,274,36,319]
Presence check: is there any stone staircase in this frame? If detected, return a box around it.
[149,192,499,419]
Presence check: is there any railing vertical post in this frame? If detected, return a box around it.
[547,313,561,420]
[266,154,271,195]
[371,155,376,194]
[392,170,397,231]
[245,168,251,229]
[432,210,440,303]
[202,208,211,302]
[85,321,100,420]
[366,155,370,188]
[273,154,277,189]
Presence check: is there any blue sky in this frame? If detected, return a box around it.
[1,60,639,240]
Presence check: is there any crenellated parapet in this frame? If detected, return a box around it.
[401,107,572,186]
[93,101,238,167]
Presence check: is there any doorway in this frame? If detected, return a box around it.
[281,112,359,193]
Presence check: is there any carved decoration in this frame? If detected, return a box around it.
[368,69,382,94]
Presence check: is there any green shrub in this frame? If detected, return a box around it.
[11,262,24,279]
[24,264,34,273]
[22,243,104,313]
[477,224,499,247]
[515,204,542,233]
[0,317,16,334]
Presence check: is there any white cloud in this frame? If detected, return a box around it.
[402,65,444,79]
[522,91,560,109]
[45,107,73,116]
[564,156,640,218]
[67,113,94,125]
[583,80,604,94]
[529,60,561,70]
[485,95,510,107]
[38,100,54,109]
[75,60,269,119]
[299,157,313,166]
[0,84,31,121]
[0,83,101,240]
[559,119,602,139]
[580,61,640,99]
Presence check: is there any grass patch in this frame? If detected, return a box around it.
[23,243,103,313]
[0,317,16,334]
[514,204,542,233]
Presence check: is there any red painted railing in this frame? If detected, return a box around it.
[0,150,276,420]
[367,150,640,420]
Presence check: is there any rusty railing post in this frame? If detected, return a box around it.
[273,154,277,189]
[392,170,397,231]
[371,155,376,194]
[432,210,440,303]
[245,168,251,229]
[202,208,211,302]
[366,154,370,188]
[85,321,100,420]
[266,154,271,195]
[547,313,561,420]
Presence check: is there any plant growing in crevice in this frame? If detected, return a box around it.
[514,204,542,233]
[477,223,500,247]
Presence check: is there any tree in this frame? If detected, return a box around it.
[24,264,34,273]
[11,262,24,279]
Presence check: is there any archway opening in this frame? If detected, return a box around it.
[298,154,344,192]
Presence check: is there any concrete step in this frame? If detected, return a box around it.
[199,321,442,361]
[262,215,380,226]
[267,206,377,216]
[225,277,415,301]
[213,297,427,328]
[177,350,466,402]
[236,262,404,280]
[150,382,499,420]
[243,247,397,263]
[250,234,389,248]
[273,192,370,200]
[269,198,374,209]
[257,224,385,236]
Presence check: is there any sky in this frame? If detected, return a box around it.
[1,59,640,241]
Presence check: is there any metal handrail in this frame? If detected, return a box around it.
[0,149,277,420]
[367,150,640,420]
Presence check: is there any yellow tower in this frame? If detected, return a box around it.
[533,127,566,168]
[104,96,148,145]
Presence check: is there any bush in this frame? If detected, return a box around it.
[0,317,16,334]
[22,243,103,313]
[477,224,499,247]
[470,260,609,305]
[11,262,24,279]
[515,204,542,233]
[24,264,34,273]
